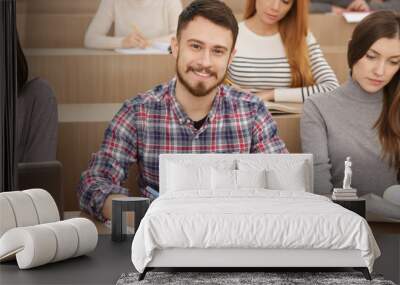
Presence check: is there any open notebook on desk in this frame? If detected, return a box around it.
[342,12,370,23]
[264,102,303,115]
[115,42,170,55]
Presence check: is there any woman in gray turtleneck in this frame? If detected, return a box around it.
[301,11,400,197]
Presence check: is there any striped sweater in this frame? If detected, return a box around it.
[228,22,339,102]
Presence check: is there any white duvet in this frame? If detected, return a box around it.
[131,190,380,273]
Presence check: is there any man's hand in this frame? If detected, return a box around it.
[122,27,150,49]
[257,90,275,102]
[102,194,128,220]
[347,0,370,12]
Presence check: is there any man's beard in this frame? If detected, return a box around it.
[176,60,226,97]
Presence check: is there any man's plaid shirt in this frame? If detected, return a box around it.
[77,78,288,221]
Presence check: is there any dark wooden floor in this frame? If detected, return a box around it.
[1,225,399,285]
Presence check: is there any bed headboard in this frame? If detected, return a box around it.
[159,153,313,195]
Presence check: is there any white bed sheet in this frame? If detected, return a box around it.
[131,190,380,273]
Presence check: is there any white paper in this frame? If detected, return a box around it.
[115,42,170,55]
[342,12,370,23]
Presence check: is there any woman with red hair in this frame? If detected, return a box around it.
[228,0,339,103]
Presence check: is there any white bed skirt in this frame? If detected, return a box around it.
[148,248,366,268]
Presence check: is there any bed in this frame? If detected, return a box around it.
[131,154,380,280]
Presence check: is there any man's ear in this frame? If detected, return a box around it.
[228,48,237,65]
[171,36,179,59]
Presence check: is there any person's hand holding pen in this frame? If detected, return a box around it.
[346,0,370,12]
[122,24,150,49]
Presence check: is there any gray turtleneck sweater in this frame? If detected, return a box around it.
[300,78,398,196]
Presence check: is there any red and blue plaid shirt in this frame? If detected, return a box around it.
[77,78,288,221]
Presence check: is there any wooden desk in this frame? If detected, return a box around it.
[17,0,101,14]
[17,14,92,49]
[16,0,241,14]
[310,15,356,46]
[16,8,242,48]
[25,47,347,104]
[321,46,348,83]
[25,49,176,104]
[18,8,355,48]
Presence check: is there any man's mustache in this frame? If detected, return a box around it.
[186,66,217,78]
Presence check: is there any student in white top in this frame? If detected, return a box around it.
[228,0,339,103]
[84,0,182,50]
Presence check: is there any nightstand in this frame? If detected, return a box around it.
[111,197,150,242]
[332,198,366,218]
[322,194,366,218]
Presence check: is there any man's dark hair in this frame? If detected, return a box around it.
[176,0,238,49]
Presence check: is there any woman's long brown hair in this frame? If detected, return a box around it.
[348,11,400,180]
[243,0,314,87]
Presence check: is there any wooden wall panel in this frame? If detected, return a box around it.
[322,46,348,83]
[26,50,176,104]
[309,15,356,47]
[17,14,91,48]
[16,13,242,48]
[274,115,301,154]
[17,0,101,14]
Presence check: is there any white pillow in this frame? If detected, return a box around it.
[212,168,237,190]
[237,160,307,191]
[167,162,211,191]
[237,169,267,189]
[266,161,307,191]
[211,169,268,190]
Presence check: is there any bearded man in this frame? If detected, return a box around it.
[77,0,288,222]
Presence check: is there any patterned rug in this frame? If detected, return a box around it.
[116,271,396,285]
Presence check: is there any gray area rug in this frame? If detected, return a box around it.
[116,271,396,285]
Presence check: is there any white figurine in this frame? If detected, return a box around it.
[343,157,352,189]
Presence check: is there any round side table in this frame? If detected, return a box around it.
[112,197,150,242]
